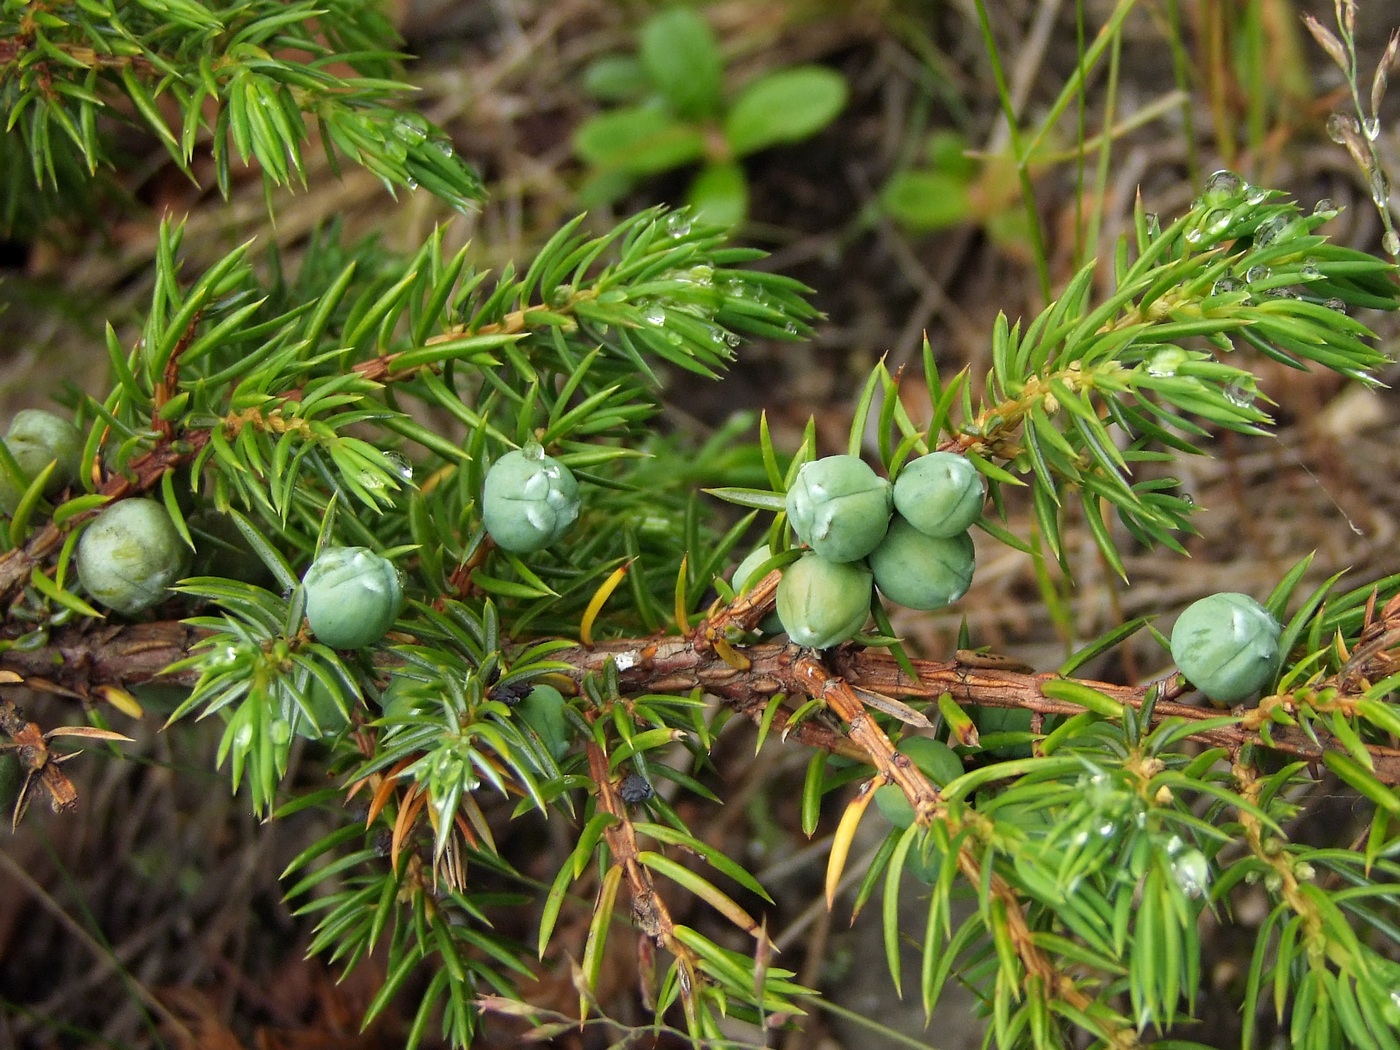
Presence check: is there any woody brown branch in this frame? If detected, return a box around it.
[585,740,670,942]
[6,621,1400,786]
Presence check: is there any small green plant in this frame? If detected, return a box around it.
[879,129,1028,247]
[574,5,847,225]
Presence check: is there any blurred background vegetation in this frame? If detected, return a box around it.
[2,1,1398,1047]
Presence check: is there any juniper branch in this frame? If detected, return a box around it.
[8,617,1400,785]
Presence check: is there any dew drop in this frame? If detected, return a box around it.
[783,322,800,336]
[1184,227,1203,244]
[1370,168,1392,207]
[383,451,414,482]
[1326,112,1359,144]
[393,116,429,145]
[711,327,740,349]
[1143,212,1160,236]
[1205,209,1232,236]
[1385,230,1400,256]
[1171,849,1210,899]
[1182,493,1195,507]
[1204,169,1244,199]
[1325,297,1348,313]
[1245,265,1270,283]
[1146,347,1188,376]
[1254,215,1290,246]
[1224,381,1257,408]
[642,305,667,326]
[1313,198,1335,215]
[1213,276,1244,295]
[664,213,692,237]
[1364,116,1381,141]
[1300,263,1322,280]
[234,723,255,750]
[1245,186,1270,205]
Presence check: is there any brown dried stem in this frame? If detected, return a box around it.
[6,619,1400,782]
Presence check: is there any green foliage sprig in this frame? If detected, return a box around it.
[0,0,482,233]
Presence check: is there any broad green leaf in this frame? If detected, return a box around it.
[882,169,972,232]
[724,66,847,158]
[688,161,747,227]
[639,7,723,120]
[582,55,650,103]
[574,106,706,176]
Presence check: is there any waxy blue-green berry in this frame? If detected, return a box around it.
[289,679,351,740]
[731,544,784,634]
[785,455,891,563]
[482,445,581,553]
[1170,592,1280,704]
[775,553,872,648]
[893,452,984,538]
[515,684,570,762]
[0,409,84,513]
[303,546,403,649]
[874,737,964,828]
[76,498,190,615]
[868,516,975,611]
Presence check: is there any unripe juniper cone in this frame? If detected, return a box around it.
[290,679,350,739]
[785,454,892,562]
[0,409,83,513]
[76,498,190,615]
[732,543,784,633]
[302,546,404,649]
[775,552,872,648]
[1170,592,1281,704]
[868,516,975,610]
[732,543,775,594]
[893,451,985,538]
[514,684,570,762]
[482,444,581,552]
[874,737,963,828]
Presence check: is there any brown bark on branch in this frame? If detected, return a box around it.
[6,620,1400,785]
